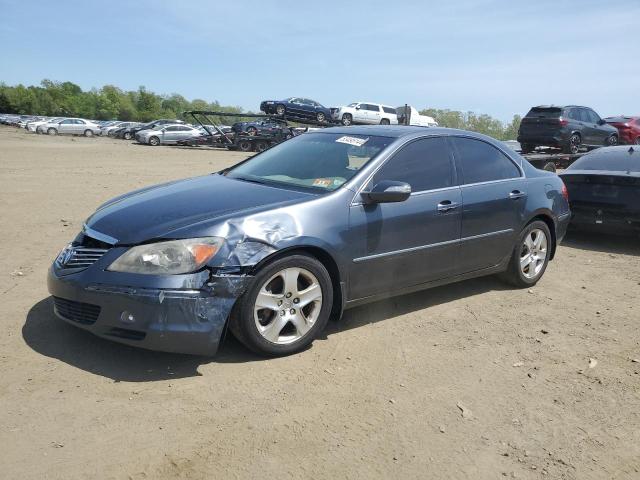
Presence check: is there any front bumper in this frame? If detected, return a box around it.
[47,266,250,356]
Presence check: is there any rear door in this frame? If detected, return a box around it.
[349,136,462,299]
[58,119,74,134]
[450,136,526,272]
[365,104,382,124]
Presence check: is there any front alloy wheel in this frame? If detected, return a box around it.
[607,134,618,146]
[316,112,326,123]
[230,254,333,356]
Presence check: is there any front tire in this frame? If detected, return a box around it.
[123,132,132,140]
[47,128,57,136]
[500,221,552,288]
[635,137,640,145]
[276,104,285,116]
[606,134,618,146]
[238,139,252,152]
[316,112,326,123]
[149,136,160,146]
[341,113,352,126]
[230,254,333,356]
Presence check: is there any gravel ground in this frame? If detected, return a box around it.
[1,127,639,480]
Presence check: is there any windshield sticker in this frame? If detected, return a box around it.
[335,136,369,147]
[312,178,333,187]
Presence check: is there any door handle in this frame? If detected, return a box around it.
[437,200,459,213]
[509,190,527,200]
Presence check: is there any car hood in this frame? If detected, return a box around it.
[85,174,315,245]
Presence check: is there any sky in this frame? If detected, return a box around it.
[0,0,638,122]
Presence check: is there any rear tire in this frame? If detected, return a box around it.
[500,220,552,288]
[84,129,93,137]
[229,254,333,356]
[123,132,132,140]
[380,118,390,125]
[635,137,640,145]
[255,141,268,152]
[276,104,285,116]
[564,133,581,154]
[316,112,326,123]
[606,134,618,146]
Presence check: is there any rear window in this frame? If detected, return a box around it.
[568,148,640,172]
[525,107,562,118]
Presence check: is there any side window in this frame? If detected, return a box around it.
[165,126,178,132]
[372,137,454,192]
[61,119,72,124]
[578,108,589,122]
[587,110,600,123]
[567,108,579,120]
[366,104,380,112]
[452,137,520,184]
[382,107,396,114]
[75,119,85,124]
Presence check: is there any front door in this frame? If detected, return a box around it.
[449,136,527,272]
[348,136,461,300]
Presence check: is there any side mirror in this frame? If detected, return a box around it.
[597,119,606,125]
[361,180,411,204]
[355,105,361,110]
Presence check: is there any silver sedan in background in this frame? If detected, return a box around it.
[135,124,202,146]
[41,118,101,136]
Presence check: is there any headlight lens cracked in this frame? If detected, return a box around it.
[108,237,223,275]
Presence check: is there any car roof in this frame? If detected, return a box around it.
[315,125,490,139]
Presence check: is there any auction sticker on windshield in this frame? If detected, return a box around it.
[335,136,369,147]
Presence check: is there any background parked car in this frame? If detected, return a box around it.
[41,118,101,136]
[604,116,640,145]
[395,105,438,127]
[260,97,333,123]
[559,146,639,233]
[102,121,139,136]
[518,105,619,154]
[232,117,294,137]
[135,124,202,146]
[331,102,398,126]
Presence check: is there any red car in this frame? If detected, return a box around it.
[604,116,640,145]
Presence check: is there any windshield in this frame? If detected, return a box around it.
[226,132,393,192]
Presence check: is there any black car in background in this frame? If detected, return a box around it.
[560,146,639,233]
[232,117,294,137]
[116,119,185,140]
[260,97,333,123]
[518,105,619,154]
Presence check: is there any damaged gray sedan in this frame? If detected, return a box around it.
[48,126,570,356]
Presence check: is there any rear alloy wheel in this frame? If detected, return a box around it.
[47,128,57,136]
[276,104,285,116]
[84,129,93,137]
[255,141,268,152]
[316,112,326,123]
[500,220,551,288]
[607,134,618,146]
[341,113,352,126]
[565,133,581,154]
[149,136,160,146]
[230,254,333,356]
[123,132,132,140]
[380,118,390,125]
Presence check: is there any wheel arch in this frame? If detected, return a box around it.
[250,245,345,321]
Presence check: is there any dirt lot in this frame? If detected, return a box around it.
[1,127,639,480]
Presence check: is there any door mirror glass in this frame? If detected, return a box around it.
[362,180,411,203]
[355,105,361,110]
[598,119,606,125]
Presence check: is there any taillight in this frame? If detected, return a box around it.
[558,117,568,126]
[561,181,569,201]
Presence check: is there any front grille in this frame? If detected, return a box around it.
[57,246,109,271]
[53,297,101,325]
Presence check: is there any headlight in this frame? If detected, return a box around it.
[108,237,223,275]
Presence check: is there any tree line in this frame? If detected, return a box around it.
[0,79,521,139]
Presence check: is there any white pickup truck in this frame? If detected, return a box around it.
[395,105,438,127]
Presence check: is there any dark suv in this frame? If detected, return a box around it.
[518,105,618,154]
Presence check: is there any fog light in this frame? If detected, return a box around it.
[120,311,135,324]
